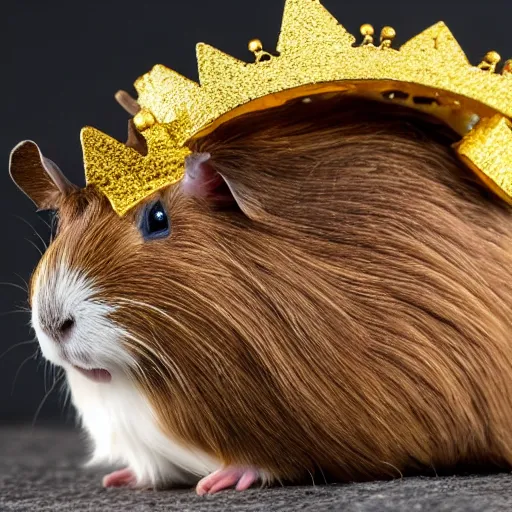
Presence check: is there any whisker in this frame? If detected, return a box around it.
[113,297,229,385]
[0,282,30,293]
[36,356,45,372]
[47,360,54,394]
[122,331,190,395]
[32,373,64,427]
[122,335,191,400]
[44,359,49,393]
[0,309,31,317]
[59,374,72,412]
[123,333,185,388]
[14,272,30,292]
[0,339,36,362]
[112,296,226,363]
[11,349,39,395]
[25,238,43,257]
[13,214,49,251]
[38,215,52,231]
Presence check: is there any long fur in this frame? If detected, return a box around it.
[30,96,512,486]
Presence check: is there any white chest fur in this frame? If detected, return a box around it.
[67,369,219,488]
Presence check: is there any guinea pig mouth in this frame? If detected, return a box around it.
[72,366,112,383]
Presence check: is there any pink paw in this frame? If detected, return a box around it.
[102,467,137,488]
[196,466,260,495]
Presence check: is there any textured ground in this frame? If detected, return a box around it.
[1,427,512,511]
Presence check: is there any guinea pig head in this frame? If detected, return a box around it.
[7,119,260,389]
[9,140,134,382]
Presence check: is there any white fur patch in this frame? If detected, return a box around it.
[32,258,131,370]
[67,370,219,487]
[32,259,219,488]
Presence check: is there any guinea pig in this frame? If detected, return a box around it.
[8,95,512,495]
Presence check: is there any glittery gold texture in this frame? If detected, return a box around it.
[455,115,512,203]
[82,0,512,215]
[81,124,190,216]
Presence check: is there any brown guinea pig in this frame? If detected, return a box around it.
[9,95,512,495]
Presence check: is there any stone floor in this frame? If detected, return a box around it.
[1,426,512,511]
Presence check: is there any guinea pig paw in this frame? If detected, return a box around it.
[102,467,137,489]
[196,466,260,496]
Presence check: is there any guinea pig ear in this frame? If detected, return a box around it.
[181,153,236,205]
[9,140,76,211]
[181,153,264,217]
[125,119,148,155]
[116,92,147,155]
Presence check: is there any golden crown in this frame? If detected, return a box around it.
[81,0,512,216]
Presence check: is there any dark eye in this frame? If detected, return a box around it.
[50,211,60,241]
[140,201,170,240]
[37,210,59,242]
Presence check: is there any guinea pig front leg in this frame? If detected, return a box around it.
[102,467,138,489]
[196,466,264,495]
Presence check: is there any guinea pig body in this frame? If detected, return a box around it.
[19,97,512,492]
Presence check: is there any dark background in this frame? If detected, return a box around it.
[1,0,511,424]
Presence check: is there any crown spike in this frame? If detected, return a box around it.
[194,43,256,129]
[455,115,512,204]
[400,21,468,65]
[196,43,246,88]
[81,125,190,216]
[277,0,355,55]
[135,64,200,125]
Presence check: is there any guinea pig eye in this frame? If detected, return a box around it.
[50,211,60,240]
[37,209,60,242]
[140,200,170,240]
[37,210,59,241]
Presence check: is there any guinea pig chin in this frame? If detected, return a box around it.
[31,261,134,377]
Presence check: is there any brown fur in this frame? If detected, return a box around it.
[30,97,512,485]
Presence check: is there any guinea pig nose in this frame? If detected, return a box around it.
[54,317,75,342]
